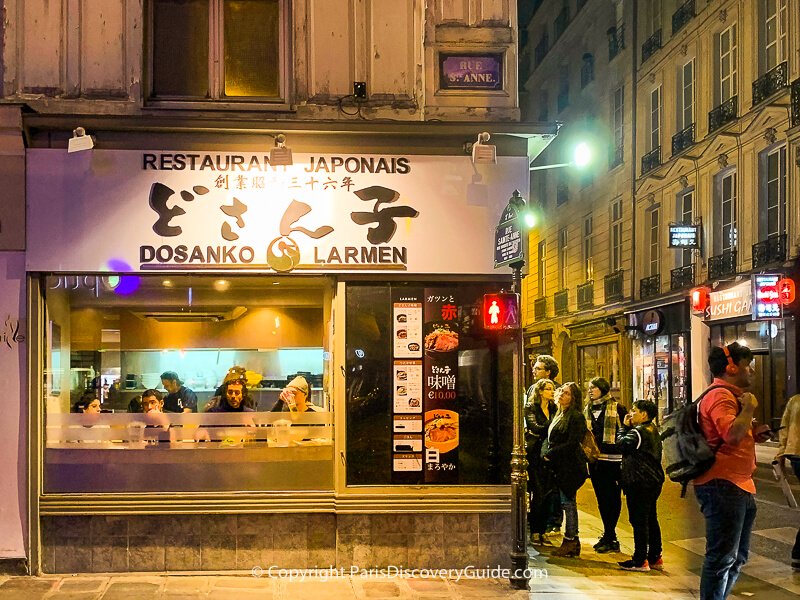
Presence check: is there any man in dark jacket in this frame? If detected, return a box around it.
[160,371,198,413]
[616,399,664,572]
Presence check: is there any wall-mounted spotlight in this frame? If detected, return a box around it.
[471,132,496,165]
[269,133,293,166]
[68,127,94,153]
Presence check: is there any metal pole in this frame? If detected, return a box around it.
[508,263,529,589]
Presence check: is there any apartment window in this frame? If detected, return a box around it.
[582,215,594,281]
[648,0,662,36]
[558,67,570,112]
[538,240,547,297]
[648,86,662,152]
[538,90,549,122]
[679,60,694,130]
[719,24,738,103]
[610,198,623,273]
[558,227,569,290]
[761,146,787,240]
[149,0,288,103]
[581,54,595,88]
[715,171,738,254]
[763,0,788,72]
[648,208,660,277]
[678,191,694,267]
[611,86,624,163]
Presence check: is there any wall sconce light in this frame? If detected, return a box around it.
[68,127,94,153]
[471,132,497,164]
[270,133,293,166]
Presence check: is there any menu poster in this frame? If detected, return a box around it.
[393,360,422,413]
[393,294,423,359]
[423,288,460,483]
[392,288,424,483]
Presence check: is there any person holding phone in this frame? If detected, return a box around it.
[271,376,323,413]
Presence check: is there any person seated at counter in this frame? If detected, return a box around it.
[141,389,165,413]
[271,376,323,413]
[206,380,255,413]
[72,392,101,414]
[160,371,197,413]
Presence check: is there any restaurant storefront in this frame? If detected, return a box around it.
[697,274,798,430]
[18,125,555,574]
[626,300,691,420]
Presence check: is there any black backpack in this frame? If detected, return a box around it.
[659,385,727,497]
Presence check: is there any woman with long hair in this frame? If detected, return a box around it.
[542,382,589,557]
[525,378,558,546]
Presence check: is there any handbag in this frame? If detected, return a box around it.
[581,430,601,463]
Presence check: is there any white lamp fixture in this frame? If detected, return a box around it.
[471,132,497,164]
[68,127,94,153]
[269,133,293,166]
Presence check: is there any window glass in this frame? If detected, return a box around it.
[152,0,210,97]
[224,0,281,97]
[42,274,332,494]
[344,283,513,485]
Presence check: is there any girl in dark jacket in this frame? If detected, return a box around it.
[542,382,588,557]
[616,399,665,572]
[525,378,558,546]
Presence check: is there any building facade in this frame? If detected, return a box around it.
[521,0,800,428]
[0,0,557,574]
[521,0,635,401]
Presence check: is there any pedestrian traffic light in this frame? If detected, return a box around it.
[482,293,520,330]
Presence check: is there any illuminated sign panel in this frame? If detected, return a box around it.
[752,274,782,320]
[668,224,700,248]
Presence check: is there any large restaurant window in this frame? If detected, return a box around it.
[632,333,688,419]
[41,274,333,493]
[149,0,288,103]
[344,282,514,486]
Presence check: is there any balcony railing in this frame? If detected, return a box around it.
[554,8,570,41]
[708,96,737,133]
[672,0,695,35]
[641,146,661,176]
[670,264,695,291]
[792,78,800,128]
[577,281,594,310]
[752,61,789,106]
[641,29,662,64]
[604,270,624,302]
[534,297,547,321]
[554,289,569,316]
[609,144,624,169]
[671,123,695,156]
[640,275,661,300]
[707,249,737,280]
[752,234,787,269]
[607,25,625,61]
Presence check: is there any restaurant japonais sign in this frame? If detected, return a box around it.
[26,150,527,275]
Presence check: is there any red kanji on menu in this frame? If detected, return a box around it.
[441,304,457,320]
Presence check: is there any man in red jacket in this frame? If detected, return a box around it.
[694,343,771,600]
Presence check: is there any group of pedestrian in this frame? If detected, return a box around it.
[526,342,788,600]
[524,354,663,570]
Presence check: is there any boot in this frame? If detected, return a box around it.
[552,537,580,557]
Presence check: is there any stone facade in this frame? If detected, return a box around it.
[41,513,511,574]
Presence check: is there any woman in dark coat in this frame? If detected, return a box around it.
[525,378,558,546]
[542,381,588,557]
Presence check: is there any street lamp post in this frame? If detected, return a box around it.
[493,190,529,589]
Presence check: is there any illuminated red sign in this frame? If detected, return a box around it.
[753,274,782,320]
[690,287,710,313]
[778,278,796,305]
[483,293,520,330]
